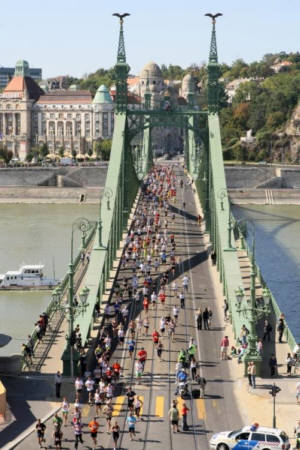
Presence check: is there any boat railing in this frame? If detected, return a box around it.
[21,223,97,371]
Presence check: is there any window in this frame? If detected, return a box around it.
[235,433,250,441]
[67,113,72,119]
[102,112,108,137]
[15,114,20,135]
[266,435,280,443]
[50,113,55,119]
[75,121,81,137]
[49,121,55,136]
[57,121,64,137]
[251,433,265,442]
[6,113,13,135]
[66,121,72,137]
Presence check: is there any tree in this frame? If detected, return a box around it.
[40,143,49,158]
[0,146,13,164]
[58,146,65,158]
[93,141,102,158]
[99,139,112,161]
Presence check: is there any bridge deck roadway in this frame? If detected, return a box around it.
[16,163,242,449]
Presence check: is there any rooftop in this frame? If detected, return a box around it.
[37,90,92,104]
[3,76,44,100]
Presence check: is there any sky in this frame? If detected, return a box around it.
[1,0,300,79]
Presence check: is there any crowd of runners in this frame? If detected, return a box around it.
[34,164,207,449]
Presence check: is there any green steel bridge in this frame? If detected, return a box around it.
[57,17,296,377]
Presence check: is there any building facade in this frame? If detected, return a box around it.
[0,61,114,160]
[0,60,42,90]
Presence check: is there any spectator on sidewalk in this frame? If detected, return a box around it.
[220,336,229,360]
[286,353,294,376]
[54,370,62,398]
[269,354,277,377]
[277,318,285,343]
[263,320,272,343]
[203,307,210,330]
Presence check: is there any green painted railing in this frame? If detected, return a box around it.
[232,215,297,353]
[60,113,146,374]
[22,224,97,369]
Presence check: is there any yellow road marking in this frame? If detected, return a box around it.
[196,399,206,419]
[82,405,90,417]
[155,396,164,417]
[212,399,220,413]
[176,397,184,417]
[112,396,125,416]
[138,396,144,416]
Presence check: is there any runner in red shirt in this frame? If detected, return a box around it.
[138,347,147,370]
[143,297,149,313]
[152,329,160,346]
[159,290,166,305]
[112,362,121,380]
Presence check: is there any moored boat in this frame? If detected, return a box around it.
[0,264,59,290]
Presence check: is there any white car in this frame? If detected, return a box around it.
[209,425,290,450]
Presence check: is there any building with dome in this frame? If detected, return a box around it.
[0,61,114,160]
[0,59,198,160]
[127,61,198,154]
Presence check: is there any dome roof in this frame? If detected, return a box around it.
[140,62,162,79]
[93,84,113,104]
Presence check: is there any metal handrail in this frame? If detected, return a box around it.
[21,224,97,370]
[231,213,297,352]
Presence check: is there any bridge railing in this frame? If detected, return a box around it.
[193,114,251,343]
[231,215,297,353]
[60,114,141,374]
[22,224,96,369]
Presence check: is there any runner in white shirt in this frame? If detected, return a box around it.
[75,377,84,394]
[173,306,179,323]
[160,317,166,336]
[151,292,157,306]
[172,281,178,296]
[182,275,189,291]
[85,376,95,404]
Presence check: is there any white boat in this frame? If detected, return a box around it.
[0,264,59,290]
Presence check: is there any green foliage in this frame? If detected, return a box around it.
[58,146,65,158]
[161,64,185,80]
[40,143,49,157]
[98,139,112,161]
[0,146,13,164]
[79,68,116,96]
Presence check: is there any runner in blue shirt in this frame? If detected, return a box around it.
[127,412,137,441]
[128,339,135,359]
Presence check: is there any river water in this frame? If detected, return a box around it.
[232,204,300,342]
[0,204,98,355]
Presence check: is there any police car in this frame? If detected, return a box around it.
[209,425,290,450]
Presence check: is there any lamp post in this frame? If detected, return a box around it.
[235,264,271,375]
[60,217,94,377]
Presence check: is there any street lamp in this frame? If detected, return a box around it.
[269,383,281,428]
[235,286,244,307]
[262,287,271,308]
